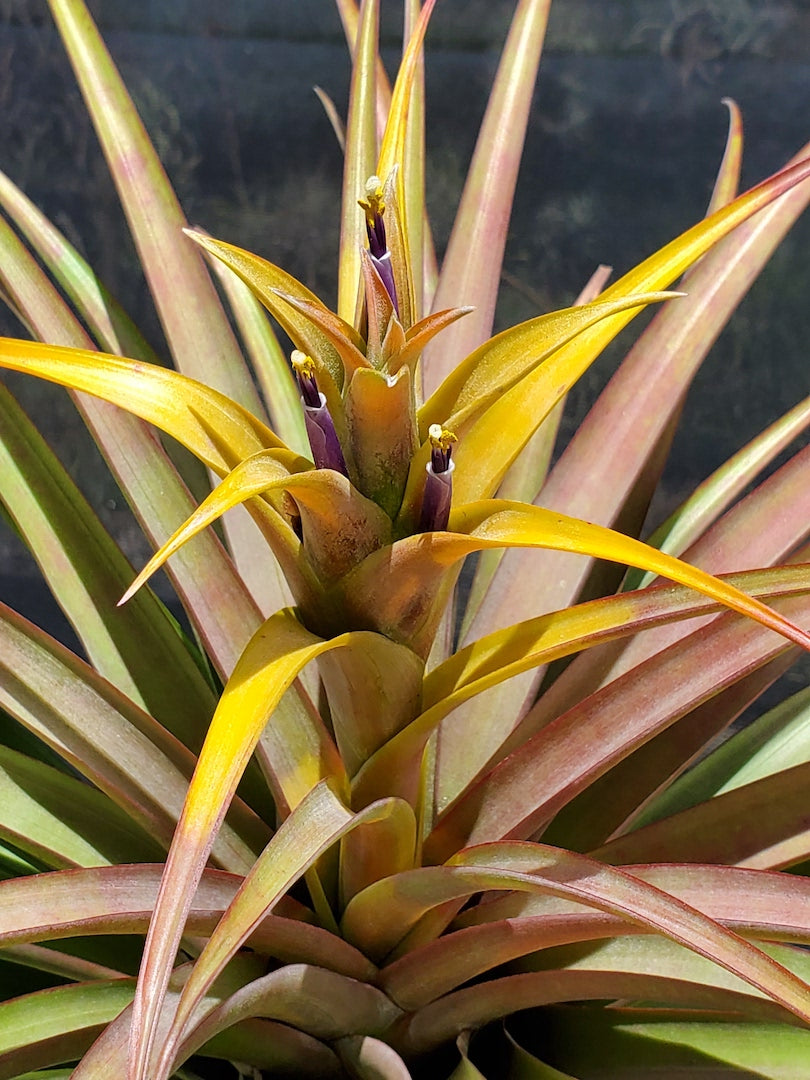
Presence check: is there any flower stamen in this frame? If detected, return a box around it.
[291,350,348,475]
[358,175,399,314]
[420,424,457,532]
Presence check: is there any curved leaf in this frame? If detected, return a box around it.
[341,843,810,1025]
[383,863,810,1010]
[343,499,810,659]
[127,611,390,1080]
[0,338,282,474]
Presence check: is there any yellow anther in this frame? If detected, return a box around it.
[428,424,457,452]
[291,350,315,378]
[358,174,386,225]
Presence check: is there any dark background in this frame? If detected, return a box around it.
[1,0,810,661]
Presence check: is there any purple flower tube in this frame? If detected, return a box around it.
[419,424,457,532]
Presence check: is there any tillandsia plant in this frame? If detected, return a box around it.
[3,0,810,1076]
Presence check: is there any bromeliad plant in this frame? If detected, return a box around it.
[2,0,810,1076]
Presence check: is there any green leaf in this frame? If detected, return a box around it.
[0,744,162,869]
[337,0,379,325]
[638,682,810,827]
[0,382,216,738]
[0,602,265,872]
[0,168,159,362]
[535,1007,810,1078]
[593,760,810,870]
[0,980,136,1070]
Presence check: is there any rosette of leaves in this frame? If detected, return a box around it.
[1,0,810,1077]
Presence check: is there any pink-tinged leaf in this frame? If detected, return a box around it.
[314,85,346,151]
[335,1035,412,1080]
[640,680,810,828]
[605,440,810,684]
[204,244,309,457]
[335,0,390,144]
[341,843,810,1025]
[145,786,404,1080]
[0,601,266,872]
[337,0,379,325]
[426,565,810,717]
[74,961,304,1079]
[0,864,373,981]
[6,941,128,983]
[384,863,810,1010]
[0,167,158,362]
[455,862,810,932]
[128,612,389,1080]
[45,0,283,608]
[352,565,810,811]
[173,965,402,1073]
[45,0,264,418]
[423,0,552,396]
[395,958,805,1058]
[0,206,266,682]
[593,760,810,870]
[466,140,810,657]
[626,391,810,591]
[543,651,798,853]
[706,98,744,215]
[426,589,810,862]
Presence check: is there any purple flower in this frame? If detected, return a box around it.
[292,351,348,476]
[419,424,457,532]
[358,175,399,315]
